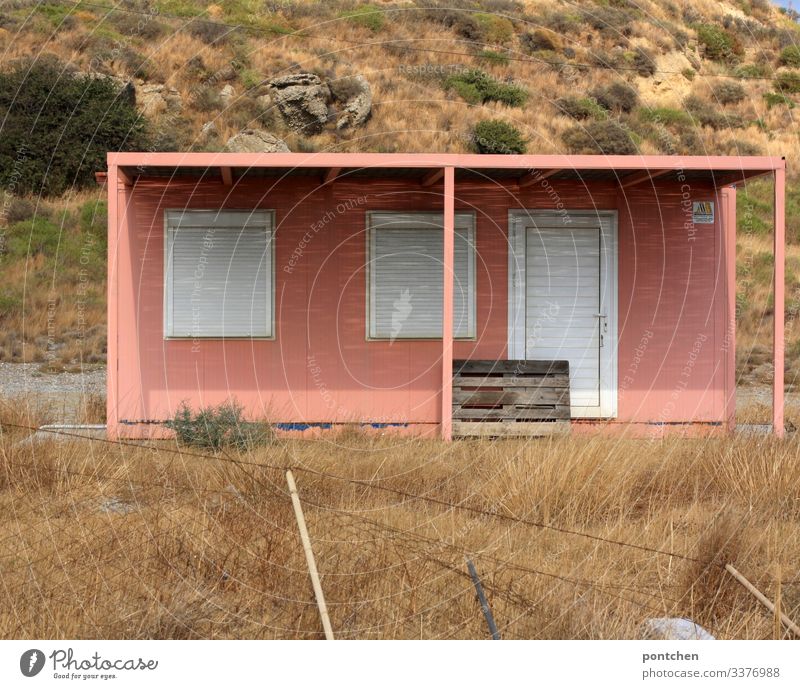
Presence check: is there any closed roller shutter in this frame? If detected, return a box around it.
[165,210,274,338]
[368,213,475,339]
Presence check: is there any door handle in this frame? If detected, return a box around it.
[596,314,608,347]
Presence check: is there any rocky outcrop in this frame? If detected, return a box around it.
[136,83,182,117]
[224,129,290,153]
[267,73,331,134]
[334,74,372,130]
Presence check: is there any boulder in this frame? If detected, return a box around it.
[640,618,715,640]
[219,83,236,105]
[268,73,331,134]
[224,129,290,153]
[334,74,372,130]
[136,83,181,117]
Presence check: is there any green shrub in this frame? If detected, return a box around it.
[590,81,638,113]
[734,63,769,78]
[684,95,744,129]
[4,217,61,257]
[628,48,656,77]
[166,400,274,451]
[773,70,800,93]
[694,24,742,62]
[0,57,148,197]
[340,4,385,32]
[477,49,510,66]
[562,120,637,155]
[555,96,607,120]
[473,13,514,43]
[764,92,795,109]
[581,6,635,37]
[638,106,692,127]
[779,45,800,68]
[713,81,745,104]
[472,119,526,154]
[520,28,562,53]
[445,69,527,107]
[187,18,238,44]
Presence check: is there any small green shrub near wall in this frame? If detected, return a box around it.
[166,400,274,451]
[472,119,526,154]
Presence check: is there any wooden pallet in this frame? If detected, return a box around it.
[452,360,571,438]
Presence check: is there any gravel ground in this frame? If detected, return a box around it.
[0,363,798,424]
[0,363,106,423]
[0,362,106,397]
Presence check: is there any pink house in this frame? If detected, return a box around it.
[103,152,787,439]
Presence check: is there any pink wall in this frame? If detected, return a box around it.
[109,175,731,436]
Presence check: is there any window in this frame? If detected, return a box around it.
[164,209,274,338]
[368,212,476,340]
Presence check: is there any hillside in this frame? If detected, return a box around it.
[1,0,800,385]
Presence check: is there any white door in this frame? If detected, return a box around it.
[508,212,617,418]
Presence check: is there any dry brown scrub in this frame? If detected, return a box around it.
[1,402,799,640]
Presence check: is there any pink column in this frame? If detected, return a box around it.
[442,167,455,441]
[106,164,119,439]
[725,186,737,432]
[774,167,786,437]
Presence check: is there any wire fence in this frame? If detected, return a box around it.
[1,421,798,639]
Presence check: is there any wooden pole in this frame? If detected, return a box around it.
[286,469,334,640]
[725,564,800,638]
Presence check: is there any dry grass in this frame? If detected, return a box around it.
[1,398,799,639]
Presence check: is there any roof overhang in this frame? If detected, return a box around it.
[105,152,785,189]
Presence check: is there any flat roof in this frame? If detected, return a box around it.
[106,152,784,188]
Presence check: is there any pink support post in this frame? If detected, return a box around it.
[106,164,119,439]
[774,167,786,437]
[442,167,455,441]
[725,186,737,432]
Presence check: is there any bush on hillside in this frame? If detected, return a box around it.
[629,48,656,77]
[472,120,526,154]
[764,92,795,109]
[473,13,514,44]
[590,81,639,113]
[562,120,637,155]
[555,96,607,121]
[187,19,239,45]
[581,6,635,37]
[684,95,744,129]
[694,24,742,63]
[445,69,527,107]
[713,81,746,105]
[166,400,274,451]
[638,106,693,127]
[520,28,562,53]
[774,70,800,94]
[339,4,385,32]
[0,57,148,197]
[779,45,800,68]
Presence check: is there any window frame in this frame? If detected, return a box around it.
[366,210,477,341]
[163,208,276,340]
